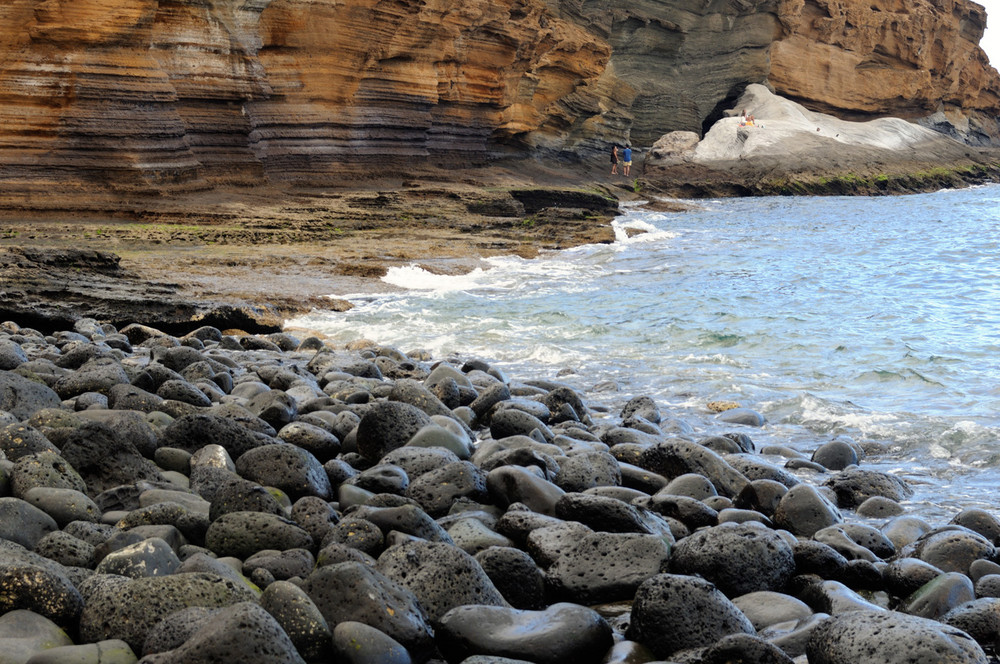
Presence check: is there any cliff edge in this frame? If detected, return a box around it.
[0,0,998,193]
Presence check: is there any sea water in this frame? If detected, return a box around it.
[289,185,1000,524]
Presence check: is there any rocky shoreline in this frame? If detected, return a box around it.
[2,314,1000,663]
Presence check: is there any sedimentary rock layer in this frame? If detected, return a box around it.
[0,0,996,189]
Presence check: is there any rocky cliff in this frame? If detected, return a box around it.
[0,0,997,190]
[771,0,1000,143]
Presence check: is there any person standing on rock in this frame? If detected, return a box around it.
[622,145,632,177]
[610,145,619,175]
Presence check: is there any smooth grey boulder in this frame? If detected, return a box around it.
[107,383,166,413]
[799,579,886,614]
[732,590,813,631]
[806,609,987,664]
[348,503,453,544]
[289,495,340,544]
[437,602,613,664]
[332,621,412,664]
[139,602,305,664]
[376,540,509,623]
[621,396,661,423]
[902,572,976,620]
[351,463,409,495]
[486,466,565,516]
[942,598,1000,649]
[670,522,795,597]
[547,532,671,604]
[53,357,130,399]
[34,531,96,568]
[626,573,755,658]
[715,407,765,426]
[772,483,843,537]
[904,527,996,576]
[553,450,621,493]
[952,508,1000,546]
[260,580,332,663]
[445,514,513,555]
[489,408,554,443]
[525,521,593,568]
[389,378,454,418]
[299,562,434,659]
[277,421,341,463]
[0,496,59,549]
[0,371,62,422]
[22,639,137,664]
[246,390,298,430]
[206,475,288,521]
[884,557,946,598]
[811,440,859,470]
[699,633,795,664]
[57,422,165,497]
[554,492,665,535]
[0,609,73,664]
[0,339,28,370]
[244,548,314,581]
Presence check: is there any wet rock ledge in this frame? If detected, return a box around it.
[1,315,998,664]
[0,247,283,336]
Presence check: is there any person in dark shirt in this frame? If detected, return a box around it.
[610,145,619,175]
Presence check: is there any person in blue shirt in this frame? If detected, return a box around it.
[622,145,632,176]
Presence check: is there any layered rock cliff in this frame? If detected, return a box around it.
[0,0,997,190]
[771,0,1000,143]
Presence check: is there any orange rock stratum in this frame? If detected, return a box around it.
[0,0,997,190]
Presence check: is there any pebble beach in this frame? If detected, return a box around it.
[1,315,999,664]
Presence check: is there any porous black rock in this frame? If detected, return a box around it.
[475,546,546,610]
[823,467,913,508]
[626,573,755,658]
[299,561,434,659]
[806,609,987,664]
[638,439,749,498]
[376,540,509,623]
[204,511,314,559]
[78,572,259,652]
[0,539,85,627]
[356,401,432,462]
[546,531,671,604]
[160,414,277,458]
[235,444,333,501]
[405,460,489,517]
[669,522,795,596]
[139,601,307,664]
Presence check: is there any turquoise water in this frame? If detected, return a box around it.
[289,185,1000,522]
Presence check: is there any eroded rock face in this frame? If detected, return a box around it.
[771,0,1000,142]
[0,0,996,191]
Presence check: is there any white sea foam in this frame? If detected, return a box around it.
[381,265,494,292]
